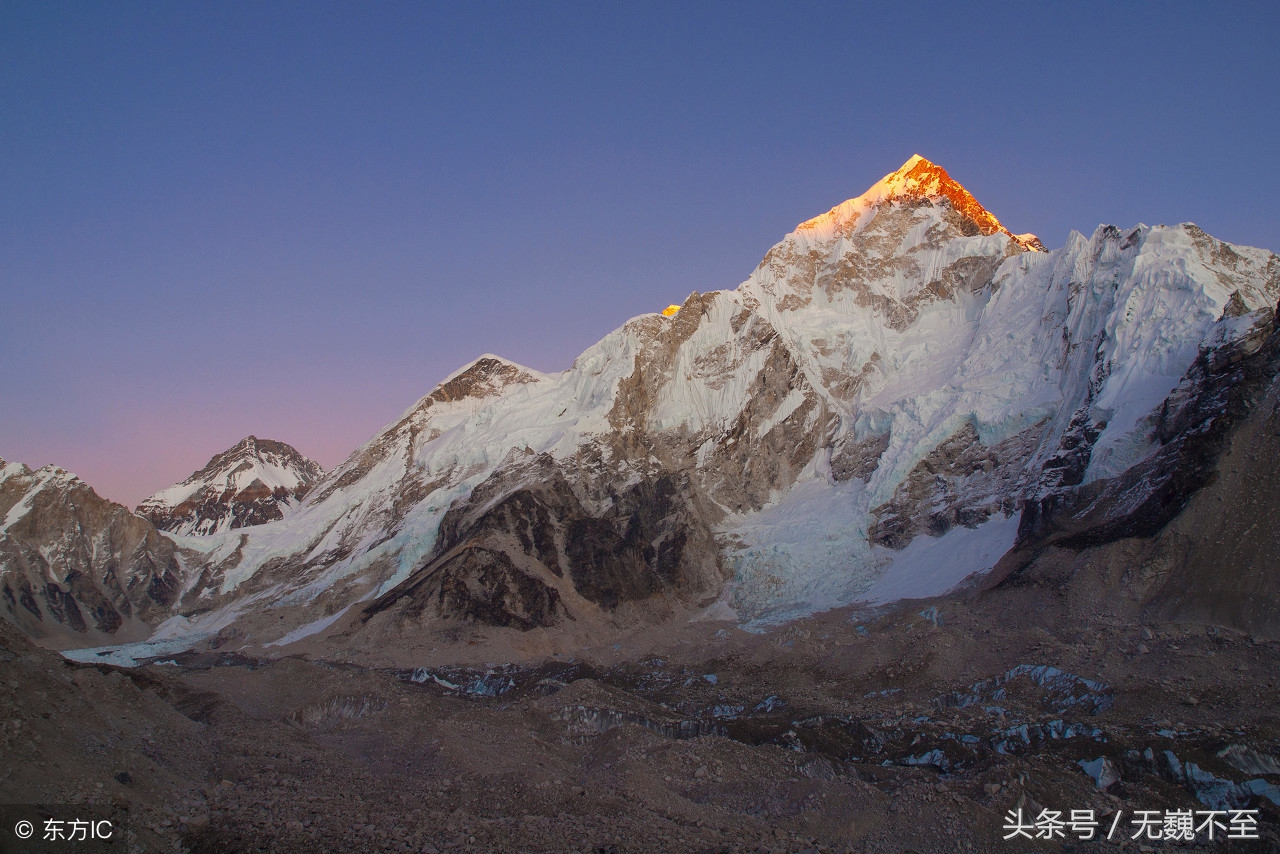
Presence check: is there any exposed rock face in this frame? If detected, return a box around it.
[361,453,725,630]
[136,436,323,535]
[869,420,1046,549]
[0,461,184,641]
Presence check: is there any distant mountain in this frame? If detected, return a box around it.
[3,155,1278,652]
[136,436,323,536]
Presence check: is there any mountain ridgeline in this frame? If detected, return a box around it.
[2,155,1278,653]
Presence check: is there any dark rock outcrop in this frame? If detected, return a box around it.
[869,421,1046,549]
[362,454,725,630]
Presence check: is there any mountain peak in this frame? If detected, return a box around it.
[215,435,309,466]
[428,355,543,405]
[136,437,324,535]
[879,154,963,197]
[797,155,1044,251]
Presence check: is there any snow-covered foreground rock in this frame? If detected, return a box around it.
[2,155,1278,651]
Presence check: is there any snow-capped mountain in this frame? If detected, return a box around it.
[136,437,324,536]
[3,155,1278,652]
[164,153,1277,642]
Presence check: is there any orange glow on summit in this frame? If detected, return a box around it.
[662,304,681,317]
[796,155,1044,252]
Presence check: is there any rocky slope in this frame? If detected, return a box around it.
[8,570,1280,854]
[136,436,323,536]
[0,460,186,644]
[2,155,1278,656]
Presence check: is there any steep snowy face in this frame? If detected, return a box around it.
[1,458,185,641]
[736,212,1278,616]
[136,437,324,536]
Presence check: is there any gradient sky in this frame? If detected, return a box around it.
[2,2,1278,507]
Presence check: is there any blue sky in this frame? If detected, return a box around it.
[2,1,1277,505]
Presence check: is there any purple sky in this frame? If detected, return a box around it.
[3,2,1278,508]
